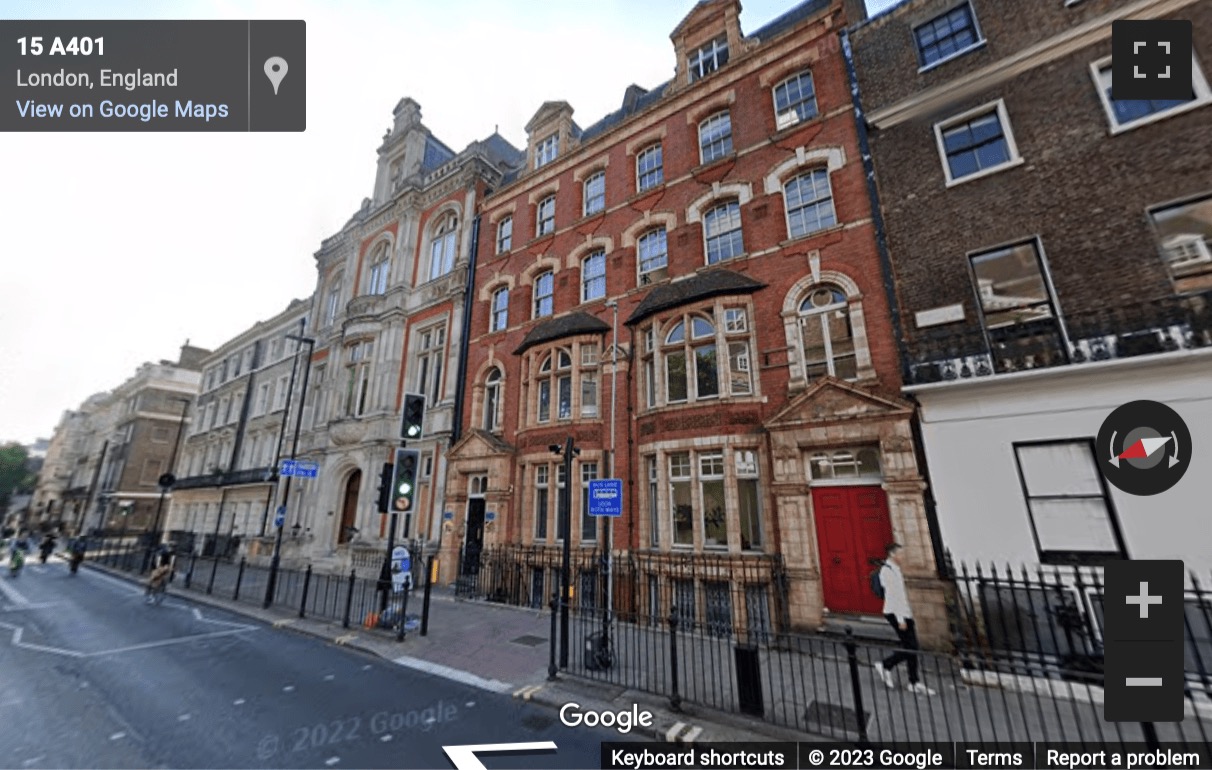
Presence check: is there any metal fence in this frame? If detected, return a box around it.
[84,536,424,639]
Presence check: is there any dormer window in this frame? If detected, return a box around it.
[535,133,558,169]
[689,36,729,83]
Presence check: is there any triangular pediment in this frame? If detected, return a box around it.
[525,101,573,134]
[448,428,514,460]
[765,377,913,430]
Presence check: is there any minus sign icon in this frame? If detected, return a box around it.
[1126,677,1163,686]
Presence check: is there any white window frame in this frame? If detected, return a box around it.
[703,200,744,264]
[698,111,733,165]
[689,36,729,83]
[913,1,986,73]
[636,144,663,192]
[535,133,558,169]
[933,99,1023,187]
[533,271,554,318]
[414,326,445,405]
[325,282,341,326]
[537,195,556,237]
[427,215,458,282]
[367,257,390,295]
[1090,55,1212,135]
[581,249,606,303]
[490,287,509,332]
[784,168,838,239]
[637,227,668,284]
[772,70,819,130]
[583,171,606,217]
[483,367,502,432]
[496,215,512,253]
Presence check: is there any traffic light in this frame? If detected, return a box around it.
[401,392,426,441]
[390,449,420,514]
[375,462,394,514]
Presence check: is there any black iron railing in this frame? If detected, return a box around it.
[906,291,1212,385]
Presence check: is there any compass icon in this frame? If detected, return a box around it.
[1097,400,1192,496]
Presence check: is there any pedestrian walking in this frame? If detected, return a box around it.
[873,543,935,695]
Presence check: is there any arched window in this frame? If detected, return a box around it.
[664,315,718,402]
[645,307,752,409]
[698,112,733,164]
[773,70,818,129]
[490,287,509,332]
[703,200,743,264]
[529,342,599,426]
[583,171,606,216]
[324,279,342,326]
[799,285,857,380]
[636,144,663,191]
[533,271,554,318]
[366,243,390,295]
[784,169,836,239]
[536,195,556,236]
[496,216,512,254]
[483,367,502,431]
[581,249,606,302]
[427,214,458,281]
[637,228,668,284]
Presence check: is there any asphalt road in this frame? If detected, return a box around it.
[0,556,631,769]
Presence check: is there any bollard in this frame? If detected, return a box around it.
[299,565,312,619]
[342,569,356,629]
[396,582,410,642]
[233,557,246,601]
[420,555,435,637]
[844,627,869,746]
[185,552,197,590]
[208,552,220,595]
[668,606,682,713]
[548,591,560,681]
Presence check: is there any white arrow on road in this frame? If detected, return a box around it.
[443,741,557,770]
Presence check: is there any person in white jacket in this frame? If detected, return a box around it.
[873,543,935,695]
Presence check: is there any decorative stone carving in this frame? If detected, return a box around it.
[329,419,368,447]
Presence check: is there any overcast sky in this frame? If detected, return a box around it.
[0,0,899,445]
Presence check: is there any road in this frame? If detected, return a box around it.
[0,556,629,769]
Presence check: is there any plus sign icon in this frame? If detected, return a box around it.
[1111,19,1193,100]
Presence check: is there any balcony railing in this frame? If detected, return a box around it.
[174,467,275,490]
[906,291,1212,385]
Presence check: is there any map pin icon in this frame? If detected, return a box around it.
[264,56,288,95]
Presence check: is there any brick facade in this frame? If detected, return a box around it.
[446,0,945,642]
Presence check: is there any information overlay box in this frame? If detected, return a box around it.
[0,20,304,131]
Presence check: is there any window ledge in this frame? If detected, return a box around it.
[781,222,846,247]
[580,209,607,224]
[1106,98,1212,136]
[943,156,1024,188]
[628,184,666,205]
[917,40,987,74]
[770,112,823,142]
[693,152,738,175]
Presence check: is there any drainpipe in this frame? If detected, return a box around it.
[842,28,946,576]
[451,214,481,446]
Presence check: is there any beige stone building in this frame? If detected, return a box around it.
[165,300,310,558]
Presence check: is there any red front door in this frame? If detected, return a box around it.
[812,486,893,615]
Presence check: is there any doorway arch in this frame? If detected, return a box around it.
[338,469,362,544]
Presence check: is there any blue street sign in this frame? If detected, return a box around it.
[443,511,454,520]
[273,505,286,528]
[279,459,319,478]
[588,479,623,517]
[485,511,496,522]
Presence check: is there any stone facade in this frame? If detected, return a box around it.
[446,0,946,643]
[165,299,309,560]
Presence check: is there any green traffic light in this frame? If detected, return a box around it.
[407,425,420,436]
[398,482,412,494]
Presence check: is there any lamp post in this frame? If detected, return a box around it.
[144,395,191,572]
[549,436,579,668]
[263,330,316,608]
[602,299,620,659]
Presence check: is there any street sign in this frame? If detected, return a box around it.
[443,511,454,520]
[273,505,286,528]
[485,511,496,522]
[279,459,319,478]
[588,479,623,517]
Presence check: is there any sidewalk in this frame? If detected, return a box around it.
[83,557,796,746]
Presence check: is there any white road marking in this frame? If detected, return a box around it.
[390,655,512,693]
[81,569,144,596]
[361,665,371,670]
[233,699,245,706]
[681,725,703,744]
[325,757,339,766]
[665,722,685,742]
[323,674,335,681]
[0,577,31,607]
[283,685,295,692]
[4,624,84,658]
[85,628,256,658]
[193,609,203,620]
[109,732,126,741]
[380,735,392,742]
[178,714,191,721]
[465,701,475,708]
[21,755,43,766]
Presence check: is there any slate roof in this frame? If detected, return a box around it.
[626,269,766,325]
[514,311,611,355]
[748,0,832,42]
[579,81,671,144]
[479,132,524,168]
[421,135,456,174]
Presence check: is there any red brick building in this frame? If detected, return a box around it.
[445,0,947,640]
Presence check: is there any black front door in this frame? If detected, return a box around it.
[462,498,486,577]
